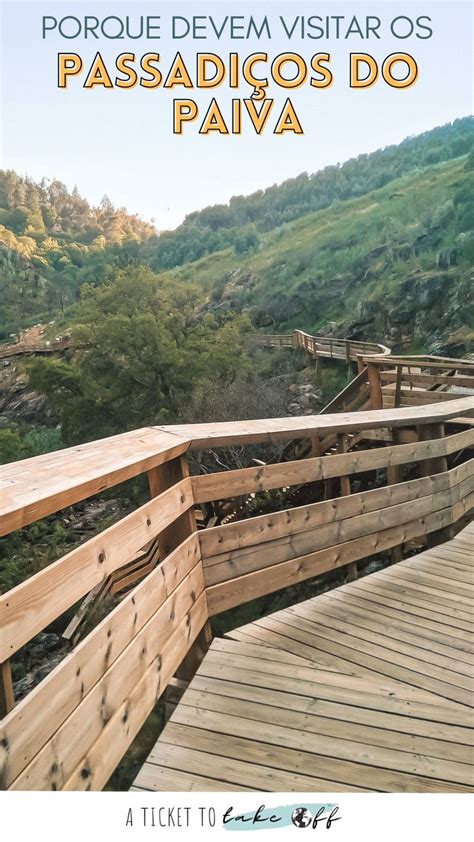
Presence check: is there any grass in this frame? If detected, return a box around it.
[166,156,470,343]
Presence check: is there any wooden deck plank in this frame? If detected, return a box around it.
[287,597,473,673]
[353,575,474,615]
[133,524,473,793]
[447,544,474,558]
[324,589,474,653]
[337,585,474,644]
[134,764,257,791]
[250,614,472,705]
[198,653,472,725]
[145,742,368,792]
[378,568,473,603]
[400,558,473,584]
[181,687,472,765]
[433,542,474,557]
[162,712,472,792]
[190,674,473,747]
[199,649,459,710]
[348,580,473,630]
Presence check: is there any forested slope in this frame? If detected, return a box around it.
[0,175,155,338]
[1,117,473,454]
[176,151,474,355]
[1,116,472,341]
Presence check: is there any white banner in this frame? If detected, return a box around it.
[0,792,472,841]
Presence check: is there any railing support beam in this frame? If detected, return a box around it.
[148,455,212,712]
[367,362,383,410]
[417,422,452,547]
[0,659,14,718]
[387,430,403,564]
[337,434,357,583]
[147,455,196,556]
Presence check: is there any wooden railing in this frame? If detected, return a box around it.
[360,354,474,411]
[0,337,70,359]
[248,330,390,361]
[320,367,371,414]
[1,395,473,790]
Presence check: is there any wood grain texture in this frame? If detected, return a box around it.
[0,477,195,661]
[199,464,471,558]
[0,427,189,536]
[0,534,201,789]
[192,432,473,503]
[1,353,473,794]
[135,525,473,792]
[161,395,474,449]
[9,580,207,790]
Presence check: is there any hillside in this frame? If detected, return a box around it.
[0,173,155,340]
[1,117,472,347]
[140,116,473,273]
[174,152,474,356]
[0,117,473,453]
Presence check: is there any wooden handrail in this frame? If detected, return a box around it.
[366,353,474,365]
[0,427,189,536]
[320,367,370,414]
[162,397,474,448]
[0,477,195,660]
[192,429,474,503]
[246,330,391,360]
[0,535,201,789]
[292,329,391,359]
[204,462,473,613]
[2,398,473,537]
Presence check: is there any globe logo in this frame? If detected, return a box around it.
[291,807,313,828]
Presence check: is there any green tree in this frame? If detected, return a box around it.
[29,267,250,443]
[6,207,29,235]
[234,226,260,255]
[0,429,24,464]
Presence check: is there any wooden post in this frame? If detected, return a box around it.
[356,354,365,375]
[416,422,451,547]
[417,423,448,478]
[337,434,357,582]
[387,430,403,564]
[367,362,383,410]
[394,365,403,408]
[310,433,321,458]
[0,660,14,718]
[163,677,188,721]
[0,587,15,718]
[147,455,196,557]
[148,455,212,708]
[337,434,351,498]
[174,621,213,684]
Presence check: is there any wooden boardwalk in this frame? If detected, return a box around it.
[133,523,473,793]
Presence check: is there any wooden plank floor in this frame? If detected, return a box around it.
[133,523,473,793]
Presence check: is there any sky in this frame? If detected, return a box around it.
[0,0,472,230]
